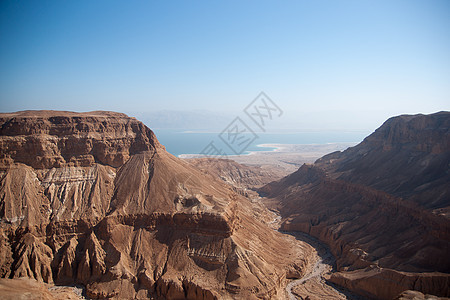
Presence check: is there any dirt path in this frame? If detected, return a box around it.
[285,231,367,300]
[285,247,331,299]
[266,211,363,300]
[284,231,349,300]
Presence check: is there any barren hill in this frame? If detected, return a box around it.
[316,111,450,216]
[0,110,312,299]
[260,112,450,299]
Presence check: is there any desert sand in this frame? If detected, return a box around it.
[182,143,357,175]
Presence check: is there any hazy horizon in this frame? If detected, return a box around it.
[1,1,449,131]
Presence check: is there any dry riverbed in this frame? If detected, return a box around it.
[284,231,365,300]
[267,211,365,300]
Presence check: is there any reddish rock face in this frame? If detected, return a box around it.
[0,111,162,169]
[260,111,450,299]
[0,110,312,299]
[316,111,450,213]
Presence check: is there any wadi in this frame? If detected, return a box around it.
[0,110,449,300]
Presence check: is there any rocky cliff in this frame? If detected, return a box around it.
[0,111,312,299]
[260,112,450,299]
[316,111,450,216]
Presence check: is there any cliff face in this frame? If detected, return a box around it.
[0,111,311,299]
[316,111,450,215]
[0,110,161,169]
[260,112,450,299]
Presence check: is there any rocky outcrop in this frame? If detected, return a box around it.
[328,268,450,300]
[11,232,54,283]
[395,290,449,300]
[316,111,450,215]
[0,110,162,169]
[275,165,450,273]
[0,110,311,299]
[260,112,450,299]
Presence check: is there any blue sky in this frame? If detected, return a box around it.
[0,0,449,130]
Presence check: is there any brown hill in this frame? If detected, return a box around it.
[260,112,450,299]
[316,111,450,216]
[0,111,313,299]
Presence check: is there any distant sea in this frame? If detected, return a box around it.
[153,129,370,157]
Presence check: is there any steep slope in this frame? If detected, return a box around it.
[0,111,312,299]
[316,111,450,216]
[260,112,450,299]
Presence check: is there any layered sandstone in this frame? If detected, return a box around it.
[0,111,312,299]
[327,268,450,299]
[260,112,450,299]
[0,110,161,169]
[316,111,450,216]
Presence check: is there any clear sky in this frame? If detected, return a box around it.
[1,0,449,130]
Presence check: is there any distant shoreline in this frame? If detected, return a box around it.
[178,142,356,159]
[178,143,280,159]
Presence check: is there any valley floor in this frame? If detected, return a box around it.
[183,143,356,175]
[266,209,366,300]
[284,232,366,300]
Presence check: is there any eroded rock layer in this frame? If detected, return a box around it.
[0,111,311,299]
[261,112,450,299]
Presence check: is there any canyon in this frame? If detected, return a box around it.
[0,111,314,299]
[260,112,450,299]
[0,110,449,299]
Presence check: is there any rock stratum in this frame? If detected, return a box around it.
[261,111,450,299]
[0,110,312,299]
